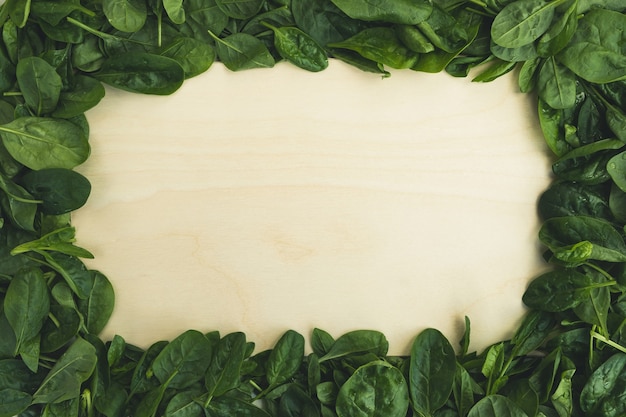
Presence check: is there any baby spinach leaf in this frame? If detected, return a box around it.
[102,0,147,33]
[30,2,94,26]
[311,328,334,357]
[0,116,90,170]
[522,268,610,312]
[573,268,610,329]
[163,0,185,24]
[20,168,91,215]
[536,0,577,57]
[262,23,329,72]
[330,0,433,25]
[77,271,115,335]
[185,0,228,38]
[40,305,81,354]
[558,8,626,84]
[208,31,275,71]
[537,57,576,110]
[10,226,94,259]
[409,328,456,416]
[319,330,388,362]
[580,353,626,416]
[215,0,264,20]
[608,151,626,193]
[32,337,97,404]
[160,37,216,78]
[4,267,50,357]
[538,181,612,221]
[266,330,304,387]
[16,56,62,116]
[539,215,626,263]
[52,74,105,119]
[0,173,38,232]
[396,24,434,53]
[164,389,205,417]
[292,0,366,47]
[510,310,555,358]
[328,27,419,69]
[453,363,476,417]
[0,388,31,417]
[416,4,468,53]
[491,0,565,48]
[151,330,212,390]
[93,52,185,95]
[467,394,529,417]
[205,332,246,398]
[336,361,409,417]
[43,252,95,299]
[206,395,272,417]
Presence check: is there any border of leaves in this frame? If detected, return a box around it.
[1,0,626,416]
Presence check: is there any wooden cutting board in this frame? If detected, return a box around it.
[74,60,553,354]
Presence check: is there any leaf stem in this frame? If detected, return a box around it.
[591,330,626,354]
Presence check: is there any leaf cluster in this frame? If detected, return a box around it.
[0,0,625,416]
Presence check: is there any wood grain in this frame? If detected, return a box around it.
[74,61,553,354]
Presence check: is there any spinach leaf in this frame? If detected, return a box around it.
[580,353,626,416]
[151,330,212,390]
[32,337,97,404]
[409,328,456,416]
[608,151,626,193]
[329,0,433,25]
[163,0,185,24]
[16,56,62,116]
[539,215,626,263]
[467,394,529,417]
[291,0,366,47]
[160,37,216,78]
[4,267,50,357]
[537,57,576,110]
[266,330,304,387]
[336,361,409,417]
[328,27,419,69]
[77,271,115,335]
[93,52,185,95]
[319,330,388,362]
[20,168,91,215]
[205,332,247,398]
[522,268,612,312]
[491,0,565,48]
[215,0,264,20]
[558,8,626,84]
[52,74,105,119]
[102,0,147,33]
[0,388,31,417]
[262,23,329,72]
[0,116,90,170]
[208,31,275,71]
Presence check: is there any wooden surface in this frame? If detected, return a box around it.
[74,61,553,355]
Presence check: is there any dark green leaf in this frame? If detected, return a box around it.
[329,0,433,25]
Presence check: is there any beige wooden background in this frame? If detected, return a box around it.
[74,61,553,354]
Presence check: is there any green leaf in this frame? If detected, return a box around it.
[0,388,32,417]
[4,267,50,356]
[558,9,626,84]
[32,337,97,404]
[336,361,409,417]
[215,0,263,19]
[77,271,115,335]
[263,23,329,72]
[0,117,90,170]
[20,168,91,215]
[468,395,529,417]
[522,269,601,312]
[537,57,576,110]
[319,330,388,362]
[491,0,564,48]
[206,396,271,417]
[608,151,626,193]
[409,328,456,416]
[266,330,304,387]
[209,32,275,71]
[328,27,419,70]
[205,332,246,397]
[580,353,626,416]
[163,0,185,24]
[102,0,147,33]
[160,37,215,78]
[329,0,433,25]
[52,75,106,119]
[93,52,185,95]
[16,56,62,116]
[151,330,212,390]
